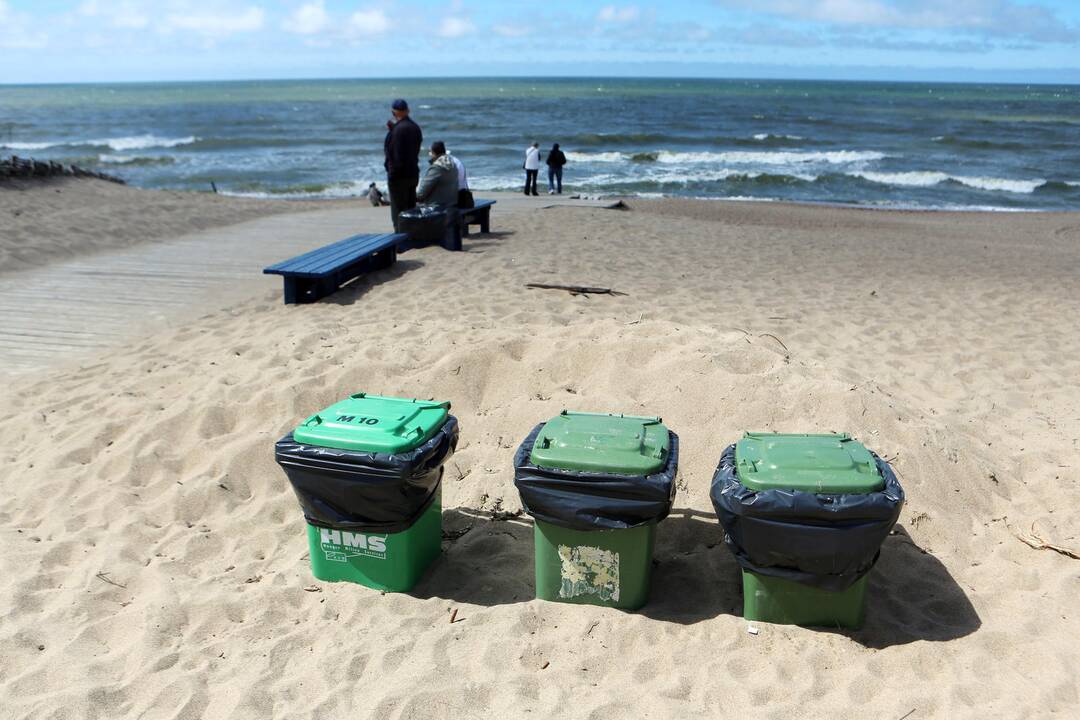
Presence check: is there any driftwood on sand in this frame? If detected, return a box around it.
[525,283,627,297]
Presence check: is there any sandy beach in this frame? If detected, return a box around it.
[1,178,1078,719]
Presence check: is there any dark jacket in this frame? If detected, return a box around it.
[384,116,423,181]
[416,154,459,209]
[546,149,567,168]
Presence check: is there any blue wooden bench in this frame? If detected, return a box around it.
[263,232,406,304]
[461,200,496,237]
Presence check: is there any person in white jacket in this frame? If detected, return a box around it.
[523,142,541,196]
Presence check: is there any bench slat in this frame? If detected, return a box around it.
[289,235,393,275]
[274,233,396,275]
[264,233,402,278]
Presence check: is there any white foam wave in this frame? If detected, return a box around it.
[4,141,56,150]
[564,151,626,163]
[1066,180,1080,187]
[2,134,197,152]
[752,133,803,141]
[221,180,367,200]
[855,171,1045,194]
[659,150,885,165]
[106,135,197,151]
[565,149,885,166]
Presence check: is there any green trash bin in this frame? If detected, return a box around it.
[711,432,904,629]
[275,393,458,592]
[514,411,679,610]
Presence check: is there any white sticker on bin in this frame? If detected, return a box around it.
[558,544,620,602]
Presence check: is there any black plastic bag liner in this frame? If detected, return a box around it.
[711,443,904,591]
[398,205,448,243]
[513,422,679,531]
[275,416,458,534]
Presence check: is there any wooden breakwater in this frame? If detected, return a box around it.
[1,155,125,184]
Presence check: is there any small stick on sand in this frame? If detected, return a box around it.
[525,283,627,297]
[759,333,789,352]
[897,709,916,720]
[95,572,127,589]
[1010,522,1080,559]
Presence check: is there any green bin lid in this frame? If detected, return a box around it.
[734,432,883,494]
[529,411,670,475]
[293,393,450,453]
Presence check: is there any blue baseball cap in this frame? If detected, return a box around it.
[391,99,408,111]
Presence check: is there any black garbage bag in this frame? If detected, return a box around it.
[513,422,679,531]
[710,443,904,591]
[398,205,448,243]
[275,416,458,533]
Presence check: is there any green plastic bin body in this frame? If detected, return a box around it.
[305,485,442,592]
[534,519,656,610]
[293,393,451,592]
[743,571,868,629]
[528,411,670,610]
[734,432,883,629]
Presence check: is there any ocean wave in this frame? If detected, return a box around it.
[564,151,626,163]
[566,149,886,166]
[2,134,198,152]
[752,133,803,141]
[931,135,1026,151]
[854,171,1045,194]
[650,150,885,165]
[569,132,672,146]
[97,154,176,166]
[220,180,366,200]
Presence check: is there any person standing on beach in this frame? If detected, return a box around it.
[447,148,473,209]
[383,99,423,231]
[546,143,566,195]
[523,142,541,196]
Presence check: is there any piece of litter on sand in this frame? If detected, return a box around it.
[747,626,759,635]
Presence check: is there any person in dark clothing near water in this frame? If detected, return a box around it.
[546,143,567,194]
[383,99,423,231]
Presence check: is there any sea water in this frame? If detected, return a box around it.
[2,77,1078,211]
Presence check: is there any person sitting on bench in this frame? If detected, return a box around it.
[416,141,461,249]
[417,141,459,212]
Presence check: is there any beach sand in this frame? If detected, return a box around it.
[1,181,1078,719]
[0,178,331,273]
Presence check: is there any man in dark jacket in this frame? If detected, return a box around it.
[383,99,423,231]
[546,143,567,194]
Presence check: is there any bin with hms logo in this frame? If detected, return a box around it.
[274,393,458,592]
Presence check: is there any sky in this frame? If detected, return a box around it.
[1,1,1079,84]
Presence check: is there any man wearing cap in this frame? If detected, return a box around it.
[383,99,423,232]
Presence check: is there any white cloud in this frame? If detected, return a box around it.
[597,5,640,23]
[348,8,391,37]
[285,1,330,35]
[716,0,1077,42]
[78,0,149,30]
[163,6,266,37]
[492,23,528,37]
[439,17,475,38]
[0,0,49,49]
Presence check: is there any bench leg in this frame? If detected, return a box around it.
[480,208,490,234]
[371,246,396,270]
[283,277,299,304]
